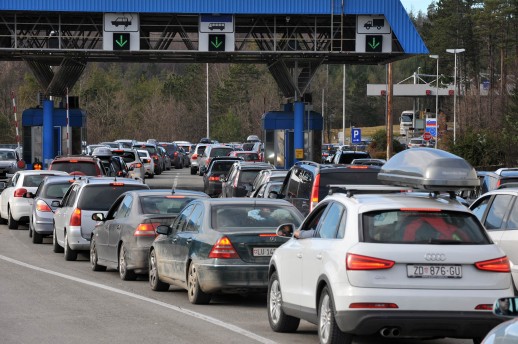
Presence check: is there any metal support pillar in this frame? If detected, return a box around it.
[43,100,54,168]
[294,101,304,164]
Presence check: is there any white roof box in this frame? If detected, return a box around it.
[378,148,479,191]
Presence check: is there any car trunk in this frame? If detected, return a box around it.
[223,230,289,264]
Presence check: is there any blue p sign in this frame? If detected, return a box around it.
[351,128,362,143]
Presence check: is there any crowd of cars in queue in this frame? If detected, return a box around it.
[4,137,518,343]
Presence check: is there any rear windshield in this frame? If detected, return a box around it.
[319,171,381,200]
[210,147,233,157]
[160,144,177,155]
[238,170,262,184]
[211,204,302,230]
[197,146,207,155]
[23,174,60,187]
[337,152,370,164]
[51,161,99,175]
[78,184,148,211]
[112,151,137,163]
[134,146,157,155]
[210,161,237,174]
[238,153,259,161]
[42,182,72,198]
[362,210,490,244]
[137,151,148,158]
[0,150,16,160]
[140,195,200,215]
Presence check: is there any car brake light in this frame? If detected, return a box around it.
[400,208,442,212]
[192,154,198,160]
[152,155,159,160]
[69,160,78,163]
[208,236,239,259]
[346,253,395,270]
[14,188,27,197]
[496,180,501,188]
[310,173,320,212]
[349,303,398,309]
[134,222,160,237]
[135,163,142,168]
[113,150,123,153]
[165,195,186,199]
[208,176,220,181]
[259,233,277,237]
[110,182,124,186]
[348,165,368,169]
[174,152,178,157]
[36,200,52,212]
[70,208,81,226]
[475,256,510,272]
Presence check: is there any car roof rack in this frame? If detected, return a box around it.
[327,184,407,198]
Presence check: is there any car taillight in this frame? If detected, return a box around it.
[36,200,52,212]
[134,222,160,237]
[152,155,159,160]
[135,163,142,168]
[192,153,198,160]
[496,180,501,188]
[174,152,178,157]
[110,182,124,186]
[143,158,150,163]
[208,236,239,259]
[209,176,220,181]
[309,173,320,212]
[346,253,395,270]
[14,188,27,197]
[475,256,510,272]
[475,304,493,311]
[206,158,211,166]
[70,208,81,226]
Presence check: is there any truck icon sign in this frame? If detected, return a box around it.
[208,23,225,31]
[364,19,384,30]
[112,17,132,27]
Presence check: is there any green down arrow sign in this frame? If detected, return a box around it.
[113,33,130,50]
[208,34,226,51]
[365,35,383,53]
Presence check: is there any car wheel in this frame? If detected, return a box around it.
[64,231,78,261]
[7,207,18,229]
[29,222,33,237]
[90,238,106,271]
[473,338,483,344]
[318,286,351,344]
[32,229,43,244]
[149,250,169,291]
[187,262,211,304]
[53,227,64,253]
[119,243,136,281]
[268,271,300,332]
[147,173,154,179]
[190,167,196,175]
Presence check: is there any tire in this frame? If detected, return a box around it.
[149,250,169,291]
[90,239,106,271]
[318,286,352,344]
[268,271,300,332]
[119,243,136,281]
[147,173,154,179]
[64,232,78,261]
[32,229,43,244]
[187,262,211,304]
[29,225,33,237]
[53,227,64,253]
[7,207,18,229]
[190,167,196,175]
[473,338,483,344]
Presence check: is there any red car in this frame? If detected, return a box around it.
[228,151,261,162]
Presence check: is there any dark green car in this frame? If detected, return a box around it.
[149,198,304,304]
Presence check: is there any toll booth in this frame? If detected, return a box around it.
[262,103,323,169]
[22,103,86,169]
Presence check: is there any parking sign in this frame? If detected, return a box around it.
[351,128,361,144]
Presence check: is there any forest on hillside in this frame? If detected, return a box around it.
[0,0,517,167]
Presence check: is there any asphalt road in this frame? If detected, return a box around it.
[0,168,478,344]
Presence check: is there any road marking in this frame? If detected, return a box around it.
[0,254,276,344]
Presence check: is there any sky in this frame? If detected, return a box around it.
[400,0,435,14]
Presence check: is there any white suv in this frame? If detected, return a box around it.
[267,148,514,344]
[52,177,149,261]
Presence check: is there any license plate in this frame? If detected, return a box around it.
[407,264,462,278]
[253,247,276,257]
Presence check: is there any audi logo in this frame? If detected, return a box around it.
[424,253,446,261]
[269,237,277,242]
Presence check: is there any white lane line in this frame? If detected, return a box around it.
[0,255,276,344]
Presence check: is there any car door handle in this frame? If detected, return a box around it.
[297,253,302,258]
[316,254,322,260]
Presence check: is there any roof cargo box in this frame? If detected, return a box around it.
[378,148,479,191]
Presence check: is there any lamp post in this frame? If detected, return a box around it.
[429,55,439,149]
[446,48,465,143]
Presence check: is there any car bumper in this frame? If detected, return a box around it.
[196,263,269,294]
[10,198,31,221]
[67,225,90,251]
[126,245,151,273]
[205,183,222,197]
[33,211,54,234]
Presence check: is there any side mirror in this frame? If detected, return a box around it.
[51,200,61,207]
[128,165,135,171]
[276,223,294,237]
[156,225,171,235]
[92,213,105,221]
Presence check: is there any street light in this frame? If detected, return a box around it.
[446,48,465,143]
[429,55,439,149]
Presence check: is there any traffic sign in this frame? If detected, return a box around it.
[208,34,226,52]
[113,33,130,50]
[423,132,433,141]
[365,35,383,53]
[351,128,362,143]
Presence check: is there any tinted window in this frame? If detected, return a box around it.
[506,197,518,229]
[238,153,259,161]
[484,194,513,230]
[23,174,58,187]
[112,151,137,163]
[139,195,198,215]
[317,203,345,239]
[51,161,98,175]
[362,210,490,244]
[471,196,491,221]
[337,152,370,164]
[210,148,233,157]
[319,170,381,200]
[78,184,148,211]
[211,205,302,230]
[238,170,262,184]
[210,161,237,174]
[42,182,72,199]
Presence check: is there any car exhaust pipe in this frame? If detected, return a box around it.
[380,328,392,337]
[391,328,400,337]
[380,327,401,337]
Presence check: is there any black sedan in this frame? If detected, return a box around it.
[148,198,304,304]
[90,189,209,280]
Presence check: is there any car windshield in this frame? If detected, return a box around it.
[51,161,98,175]
[0,150,16,160]
[362,210,490,244]
[210,147,233,157]
[211,205,302,230]
[139,195,199,215]
[78,184,148,211]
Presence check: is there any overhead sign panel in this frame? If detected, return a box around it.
[199,15,234,52]
[104,13,139,32]
[199,15,234,33]
[103,13,140,51]
[355,15,392,53]
[357,16,391,34]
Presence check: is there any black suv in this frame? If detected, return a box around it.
[221,161,274,198]
[202,157,242,197]
[270,161,383,216]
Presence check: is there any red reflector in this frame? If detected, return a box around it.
[70,208,81,226]
[349,303,398,309]
[110,182,124,186]
[208,176,220,181]
[400,208,442,212]
[192,154,198,160]
[208,236,239,259]
[475,304,493,311]
[475,256,510,272]
[346,253,395,270]
[259,233,277,237]
[134,223,160,236]
[14,188,27,197]
[36,200,52,212]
